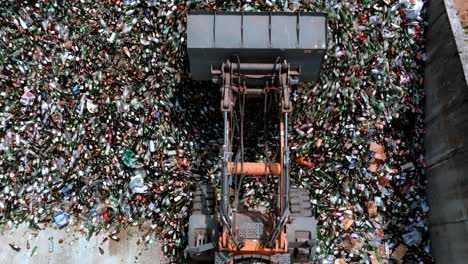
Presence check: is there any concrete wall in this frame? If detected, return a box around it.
[425,0,468,263]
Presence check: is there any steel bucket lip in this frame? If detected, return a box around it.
[187,11,328,81]
[188,11,328,17]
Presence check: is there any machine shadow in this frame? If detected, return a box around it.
[169,80,223,181]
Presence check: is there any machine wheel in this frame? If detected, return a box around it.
[188,183,217,263]
[192,183,216,215]
[289,187,312,217]
[289,187,315,263]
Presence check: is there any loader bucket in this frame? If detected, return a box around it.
[187,12,328,82]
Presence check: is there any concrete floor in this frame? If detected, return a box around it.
[0,224,163,264]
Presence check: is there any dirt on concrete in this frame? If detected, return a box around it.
[455,0,468,28]
[0,224,163,264]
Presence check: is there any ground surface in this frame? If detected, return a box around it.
[0,224,162,264]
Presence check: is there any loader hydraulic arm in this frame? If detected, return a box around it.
[219,60,295,251]
[221,110,243,249]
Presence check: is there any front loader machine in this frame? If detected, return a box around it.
[186,12,327,264]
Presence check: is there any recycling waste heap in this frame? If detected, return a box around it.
[0,0,430,263]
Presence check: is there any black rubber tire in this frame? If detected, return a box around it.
[289,187,312,217]
[192,183,216,215]
[289,187,315,263]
